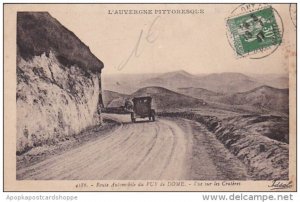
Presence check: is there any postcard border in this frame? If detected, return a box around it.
[2,2,297,193]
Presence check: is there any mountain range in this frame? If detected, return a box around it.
[103,70,288,94]
[103,70,289,114]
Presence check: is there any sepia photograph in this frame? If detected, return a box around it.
[3,3,296,191]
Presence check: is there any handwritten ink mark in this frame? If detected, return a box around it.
[115,16,161,71]
[268,180,292,190]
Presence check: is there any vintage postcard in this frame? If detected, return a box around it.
[3,3,297,191]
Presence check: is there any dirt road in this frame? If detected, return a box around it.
[17,114,248,180]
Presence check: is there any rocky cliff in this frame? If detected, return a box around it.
[17,12,104,154]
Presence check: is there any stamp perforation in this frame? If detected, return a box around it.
[225,4,283,59]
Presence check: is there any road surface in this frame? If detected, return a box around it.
[17,114,248,180]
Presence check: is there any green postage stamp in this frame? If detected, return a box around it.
[227,6,282,56]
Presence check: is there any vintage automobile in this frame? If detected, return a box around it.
[126,96,155,123]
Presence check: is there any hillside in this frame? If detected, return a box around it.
[221,86,289,113]
[177,87,222,100]
[107,86,206,111]
[161,112,289,180]
[103,90,129,107]
[17,12,103,73]
[17,12,104,154]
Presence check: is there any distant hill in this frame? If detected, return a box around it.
[103,90,129,107]
[151,70,196,81]
[103,70,289,94]
[177,87,222,101]
[104,85,289,114]
[252,75,289,89]
[268,76,289,88]
[220,85,289,113]
[107,86,206,111]
[198,72,260,93]
[102,73,159,94]
[140,71,263,93]
[139,70,200,92]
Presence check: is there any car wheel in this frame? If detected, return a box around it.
[152,115,155,122]
[131,113,135,123]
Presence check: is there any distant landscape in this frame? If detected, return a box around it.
[103,70,289,115]
[102,70,289,180]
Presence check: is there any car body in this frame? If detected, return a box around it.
[129,96,155,122]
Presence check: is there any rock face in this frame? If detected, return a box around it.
[16,12,104,154]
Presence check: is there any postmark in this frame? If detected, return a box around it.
[226,4,283,59]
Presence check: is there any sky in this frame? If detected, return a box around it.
[13,4,296,75]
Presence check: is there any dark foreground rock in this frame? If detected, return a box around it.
[17,12,104,154]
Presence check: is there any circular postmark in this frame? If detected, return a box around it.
[226,4,284,59]
[289,4,296,28]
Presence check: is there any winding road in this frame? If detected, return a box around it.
[17,114,248,180]
[17,114,193,180]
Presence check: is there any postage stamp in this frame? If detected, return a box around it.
[227,6,282,57]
